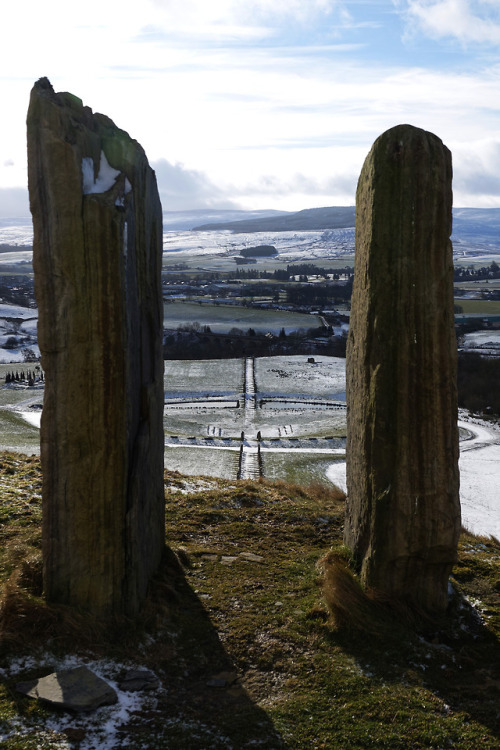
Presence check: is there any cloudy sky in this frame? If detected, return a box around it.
[1,0,500,216]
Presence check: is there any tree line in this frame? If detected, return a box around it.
[231,264,354,281]
[4,368,43,385]
[454,261,500,281]
[457,352,500,415]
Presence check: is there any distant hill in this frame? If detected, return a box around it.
[192,206,356,233]
[190,206,500,250]
[452,207,500,237]
[163,208,288,231]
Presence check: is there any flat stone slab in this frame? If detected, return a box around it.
[16,665,118,712]
[221,556,238,565]
[239,552,264,563]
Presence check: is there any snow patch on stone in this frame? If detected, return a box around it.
[82,151,121,195]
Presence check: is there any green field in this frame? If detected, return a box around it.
[164,357,243,396]
[455,298,500,315]
[0,364,41,454]
[164,300,321,333]
[262,451,344,484]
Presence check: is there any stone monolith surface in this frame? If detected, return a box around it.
[27,77,165,616]
[345,124,460,614]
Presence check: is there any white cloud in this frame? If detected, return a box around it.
[0,188,30,218]
[451,138,500,206]
[152,159,241,210]
[151,0,344,25]
[403,0,500,44]
[229,170,358,211]
[143,0,355,44]
[2,0,500,211]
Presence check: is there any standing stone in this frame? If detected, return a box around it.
[345,124,460,614]
[27,78,165,616]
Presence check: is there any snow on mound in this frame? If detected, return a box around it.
[458,415,500,538]
[19,411,41,429]
[326,415,500,539]
[0,303,37,320]
[326,461,346,493]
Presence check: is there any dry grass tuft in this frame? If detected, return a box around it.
[319,548,448,632]
[318,549,382,632]
[265,478,345,506]
[0,575,132,657]
[0,575,162,659]
[16,554,43,595]
[306,480,346,504]
[318,549,420,632]
[0,579,63,651]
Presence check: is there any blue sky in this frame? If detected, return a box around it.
[2,0,500,215]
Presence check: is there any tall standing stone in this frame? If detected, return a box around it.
[27,78,165,616]
[345,124,460,614]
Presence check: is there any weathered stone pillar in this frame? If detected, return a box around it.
[345,124,460,614]
[27,78,165,616]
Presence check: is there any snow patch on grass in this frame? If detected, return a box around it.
[1,653,161,750]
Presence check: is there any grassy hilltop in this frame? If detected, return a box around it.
[0,453,499,748]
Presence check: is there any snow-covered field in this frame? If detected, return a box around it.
[0,303,39,363]
[1,355,498,538]
[255,355,345,398]
[3,208,500,265]
[457,413,500,538]
[162,225,355,261]
[164,357,243,398]
[461,329,500,356]
[164,300,322,335]
[0,219,33,246]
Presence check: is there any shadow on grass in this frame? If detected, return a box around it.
[141,547,286,749]
[0,546,286,750]
[331,619,500,743]
[319,551,500,744]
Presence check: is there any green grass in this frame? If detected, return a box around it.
[164,299,322,333]
[0,411,39,455]
[262,452,345,485]
[164,445,239,479]
[0,454,499,748]
[164,357,244,395]
[455,298,500,315]
[0,368,41,454]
